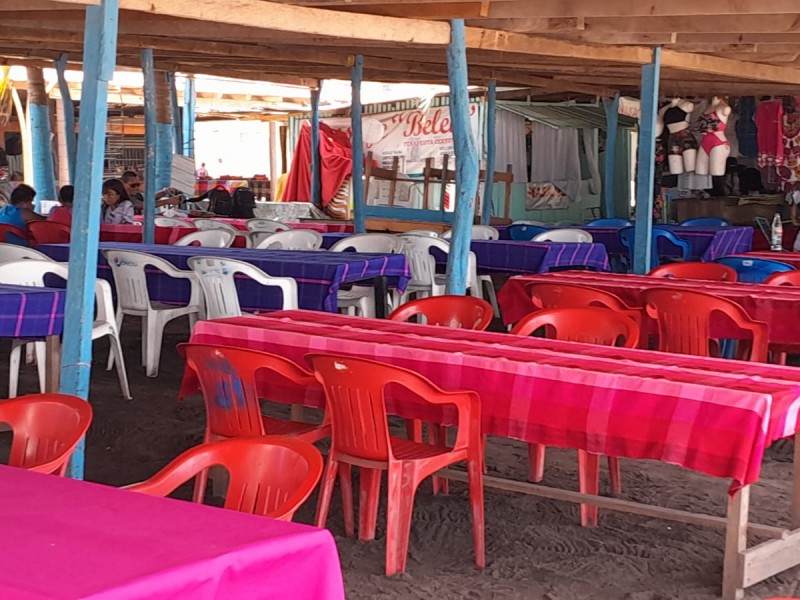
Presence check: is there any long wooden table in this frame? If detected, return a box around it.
[181,310,800,600]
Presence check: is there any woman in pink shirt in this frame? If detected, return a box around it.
[48,185,73,225]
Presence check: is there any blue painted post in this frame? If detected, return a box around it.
[168,73,183,156]
[633,49,661,275]
[351,57,366,234]
[309,83,323,205]
[182,76,195,158]
[445,19,480,295]
[155,70,174,190]
[27,67,57,207]
[60,0,119,480]
[140,49,156,245]
[481,80,497,225]
[603,93,620,220]
[54,54,76,183]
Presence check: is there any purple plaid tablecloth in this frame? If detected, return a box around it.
[37,243,410,313]
[0,284,65,338]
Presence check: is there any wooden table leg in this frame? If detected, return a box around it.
[44,335,62,393]
[722,486,749,600]
[793,433,800,528]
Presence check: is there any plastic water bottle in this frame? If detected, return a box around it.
[771,213,784,251]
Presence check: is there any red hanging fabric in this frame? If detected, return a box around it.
[283,121,353,207]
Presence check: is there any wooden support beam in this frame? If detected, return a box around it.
[445,19,479,296]
[351,55,365,234]
[59,0,119,480]
[154,69,173,190]
[54,53,76,184]
[481,80,496,225]
[182,75,195,158]
[141,48,157,244]
[309,84,322,206]
[27,66,58,204]
[603,93,620,219]
[632,49,660,276]
[168,72,182,156]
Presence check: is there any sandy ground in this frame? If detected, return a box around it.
[3,318,799,600]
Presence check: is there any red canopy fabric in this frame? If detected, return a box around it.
[284,121,353,207]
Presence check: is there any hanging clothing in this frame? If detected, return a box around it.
[528,124,582,208]
[755,100,785,168]
[494,110,529,184]
[735,97,758,158]
[778,111,800,192]
[726,111,740,158]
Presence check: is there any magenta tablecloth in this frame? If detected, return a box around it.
[0,284,65,339]
[180,311,800,492]
[0,465,344,600]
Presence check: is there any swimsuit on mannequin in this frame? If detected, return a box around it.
[664,98,697,175]
[695,96,731,176]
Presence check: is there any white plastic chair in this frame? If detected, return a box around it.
[103,249,203,378]
[173,229,235,248]
[441,225,499,240]
[397,235,481,304]
[187,256,298,319]
[403,229,440,238]
[154,216,193,228]
[329,234,405,317]
[254,230,323,250]
[532,228,594,243]
[0,260,131,399]
[0,243,55,262]
[245,219,291,234]
[512,220,548,226]
[191,219,239,234]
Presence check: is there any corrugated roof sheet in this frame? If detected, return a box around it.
[497,102,637,129]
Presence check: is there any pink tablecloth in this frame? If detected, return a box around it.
[100,224,247,247]
[181,311,800,492]
[0,465,344,600]
[496,271,800,345]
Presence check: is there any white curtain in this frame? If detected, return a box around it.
[494,110,528,183]
[530,124,581,184]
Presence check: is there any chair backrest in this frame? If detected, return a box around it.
[714,256,795,284]
[0,243,54,263]
[510,307,640,348]
[403,229,439,238]
[308,353,466,461]
[389,295,493,330]
[441,225,499,240]
[187,256,298,318]
[507,224,548,241]
[0,259,68,287]
[532,228,593,243]
[192,218,239,234]
[511,220,547,226]
[154,216,193,228]
[126,438,323,521]
[0,393,93,475]
[398,234,449,288]
[254,229,323,250]
[619,226,691,269]
[104,249,185,311]
[245,219,291,233]
[764,270,800,286]
[526,282,633,312]
[648,261,738,282]
[173,229,235,248]
[585,218,633,228]
[643,287,768,361]
[679,217,730,227]
[28,221,71,244]
[330,233,404,254]
[180,343,318,440]
[0,223,31,246]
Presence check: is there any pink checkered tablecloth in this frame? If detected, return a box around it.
[496,271,800,346]
[181,311,800,492]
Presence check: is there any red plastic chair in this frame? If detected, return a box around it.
[179,343,330,501]
[511,307,640,527]
[126,437,323,521]
[648,261,737,282]
[0,223,32,246]
[388,295,493,330]
[765,271,800,286]
[0,393,92,475]
[307,353,484,576]
[525,282,642,328]
[28,221,71,244]
[643,288,768,362]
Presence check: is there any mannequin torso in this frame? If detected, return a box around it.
[696,97,731,176]
[665,98,697,174]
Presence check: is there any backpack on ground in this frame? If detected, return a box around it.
[208,186,233,216]
[231,187,256,219]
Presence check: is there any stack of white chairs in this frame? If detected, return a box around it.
[173,230,235,248]
[532,228,594,243]
[254,230,323,250]
[396,235,481,304]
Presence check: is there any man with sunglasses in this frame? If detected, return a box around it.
[121,170,181,214]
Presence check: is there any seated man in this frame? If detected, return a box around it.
[0,184,46,244]
[121,170,181,214]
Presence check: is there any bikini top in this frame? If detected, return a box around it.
[696,111,727,134]
[663,105,690,126]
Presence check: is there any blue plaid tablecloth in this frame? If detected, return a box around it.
[38,243,410,313]
[0,284,65,338]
